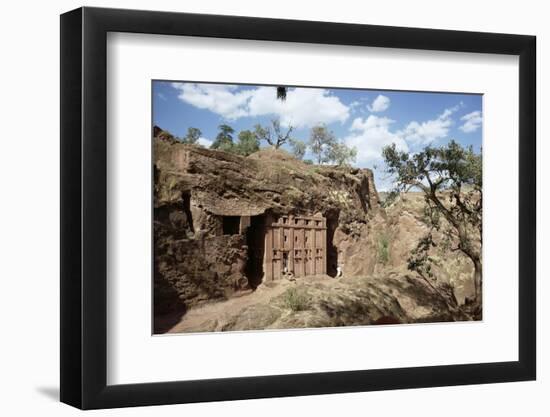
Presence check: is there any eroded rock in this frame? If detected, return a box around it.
[153,130,383,318]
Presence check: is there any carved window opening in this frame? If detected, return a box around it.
[222,216,240,235]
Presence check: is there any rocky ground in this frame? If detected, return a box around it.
[163,272,470,334]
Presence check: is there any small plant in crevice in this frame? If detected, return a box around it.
[378,234,390,265]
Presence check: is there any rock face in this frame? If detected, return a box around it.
[153,128,478,331]
[154,235,248,314]
[383,192,475,304]
[153,130,384,318]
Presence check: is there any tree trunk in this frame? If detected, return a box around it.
[473,258,482,307]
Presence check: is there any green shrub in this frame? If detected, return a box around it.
[378,234,390,264]
[283,287,310,312]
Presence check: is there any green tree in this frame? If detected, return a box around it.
[254,119,294,149]
[326,142,357,166]
[183,127,202,144]
[235,130,260,156]
[382,140,482,310]
[211,124,235,151]
[289,138,306,160]
[309,124,336,164]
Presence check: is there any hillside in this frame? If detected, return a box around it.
[153,129,478,333]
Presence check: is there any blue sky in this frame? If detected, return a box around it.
[153,81,482,190]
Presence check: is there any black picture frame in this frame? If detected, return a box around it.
[60,6,536,410]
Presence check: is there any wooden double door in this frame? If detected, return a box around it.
[264,214,327,281]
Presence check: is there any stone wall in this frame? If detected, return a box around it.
[154,234,248,315]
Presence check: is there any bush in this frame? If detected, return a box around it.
[283,287,310,312]
[378,234,390,264]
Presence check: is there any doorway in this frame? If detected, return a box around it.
[245,214,265,288]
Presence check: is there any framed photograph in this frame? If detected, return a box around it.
[60,7,536,409]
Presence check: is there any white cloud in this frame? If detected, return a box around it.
[344,115,408,165]
[349,98,369,114]
[343,102,464,166]
[399,104,461,145]
[171,83,254,120]
[248,87,349,128]
[459,110,483,133]
[171,83,349,128]
[367,95,391,112]
[197,137,213,148]
[349,100,362,114]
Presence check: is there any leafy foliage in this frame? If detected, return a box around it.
[309,124,335,164]
[325,141,357,166]
[211,124,235,150]
[407,232,437,280]
[289,138,306,160]
[234,130,260,156]
[205,126,261,156]
[383,140,483,306]
[309,124,357,166]
[183,127,202,144]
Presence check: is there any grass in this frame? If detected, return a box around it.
[283,287,311,312]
